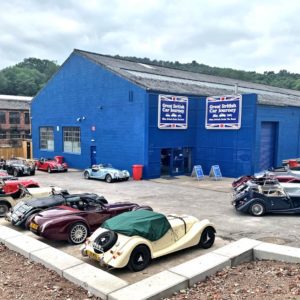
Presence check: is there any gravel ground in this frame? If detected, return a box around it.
[165,260,300,300]
[0,244,101,300]
[1,240,300,300]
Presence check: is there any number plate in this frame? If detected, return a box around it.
[86,250,99,261]
[30,222,38,230]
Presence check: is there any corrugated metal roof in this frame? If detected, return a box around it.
[74,49,300,107]
[0,95,31,110]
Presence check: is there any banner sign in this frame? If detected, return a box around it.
[205,95,242,130]
[191,165,204,180]
[209,165,222,180]
[158,95,188,129]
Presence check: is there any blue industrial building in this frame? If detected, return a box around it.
[31,49,300,178]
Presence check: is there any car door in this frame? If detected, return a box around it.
[85,209,111,232]
[268,190,292,211]
[90,167,102,179]
[289,194,300,210]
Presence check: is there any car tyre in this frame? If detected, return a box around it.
[0,202,10,217]
[84,171,90,179]
[68,222,89,244]
[105,174,112,183]
[47,167,51,173]
[93,230,118,253]
[199,226,215,249]
[13,169,19,177]
[249,201,265,216]
[30,170,35,176]
[127,245,151,272]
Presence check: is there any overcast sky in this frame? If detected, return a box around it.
[1,0,300,73]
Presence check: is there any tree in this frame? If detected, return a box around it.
[0,58,59,96]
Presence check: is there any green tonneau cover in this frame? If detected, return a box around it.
[102,210,171,241]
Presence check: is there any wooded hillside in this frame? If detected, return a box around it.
[1,56,300,96]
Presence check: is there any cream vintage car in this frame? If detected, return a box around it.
[0,185,63,217]
[81,210,216,271]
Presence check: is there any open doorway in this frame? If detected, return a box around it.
[161,147,192,177]
[161,148,171,176]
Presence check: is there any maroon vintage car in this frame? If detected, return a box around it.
[35,156,68,173]
[28,200,152,244]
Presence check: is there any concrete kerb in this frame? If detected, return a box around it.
[1,225,300,300]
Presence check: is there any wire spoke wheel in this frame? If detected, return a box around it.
[250,201,265,216]
[0,203,9,217]
[105,174,112,183]
[69,223,88,244]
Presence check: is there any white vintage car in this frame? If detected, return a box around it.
[0,186,63,217]
[83,164,130,183]
[81,210,216,271]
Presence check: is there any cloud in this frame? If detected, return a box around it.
[1,0,300,72]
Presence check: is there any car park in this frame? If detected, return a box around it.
[83,164,130,183]
[81,210,216,271]
[232,180,300,216]
[28,200,152,244]
[35,157,68,173]
[3,159,36,177]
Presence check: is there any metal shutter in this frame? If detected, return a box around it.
[259,122,277,171]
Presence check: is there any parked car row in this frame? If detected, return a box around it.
[1,169,215,272]
[232,163,300,216]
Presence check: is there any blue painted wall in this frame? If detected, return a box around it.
[195,93,257,177]
[254,105,300,172]
[31,53,147,172]
[146,93,257,178]
[147,92,198,178]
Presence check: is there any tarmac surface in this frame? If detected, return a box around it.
[1,169,300,283]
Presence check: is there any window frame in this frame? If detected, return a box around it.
[63,127,81,154]
[39,127,54,151]
[0,112,5,124]
[9,111,20,124]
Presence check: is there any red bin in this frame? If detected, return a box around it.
[132,165,143,180]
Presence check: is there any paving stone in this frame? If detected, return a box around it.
[63,263,128,299]
[213,238,262,266]
[30,247,84,275]
[170,252,231,286]
[5,234,49,258]
[254,242,300,263]
[0,225,22,242]
[108,270,188,300]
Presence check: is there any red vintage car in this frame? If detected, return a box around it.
[28,200,152,244]
[1,179,39,194]
[35,156,68,173]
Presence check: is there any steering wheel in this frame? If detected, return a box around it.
[18,184,31,198]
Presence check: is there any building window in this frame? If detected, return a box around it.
[0,130,6,139]
[63,127,81,153]
[9,112,20,124]
[40,127,54,151]
[24,112,30,124]
[0,112,5,124]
